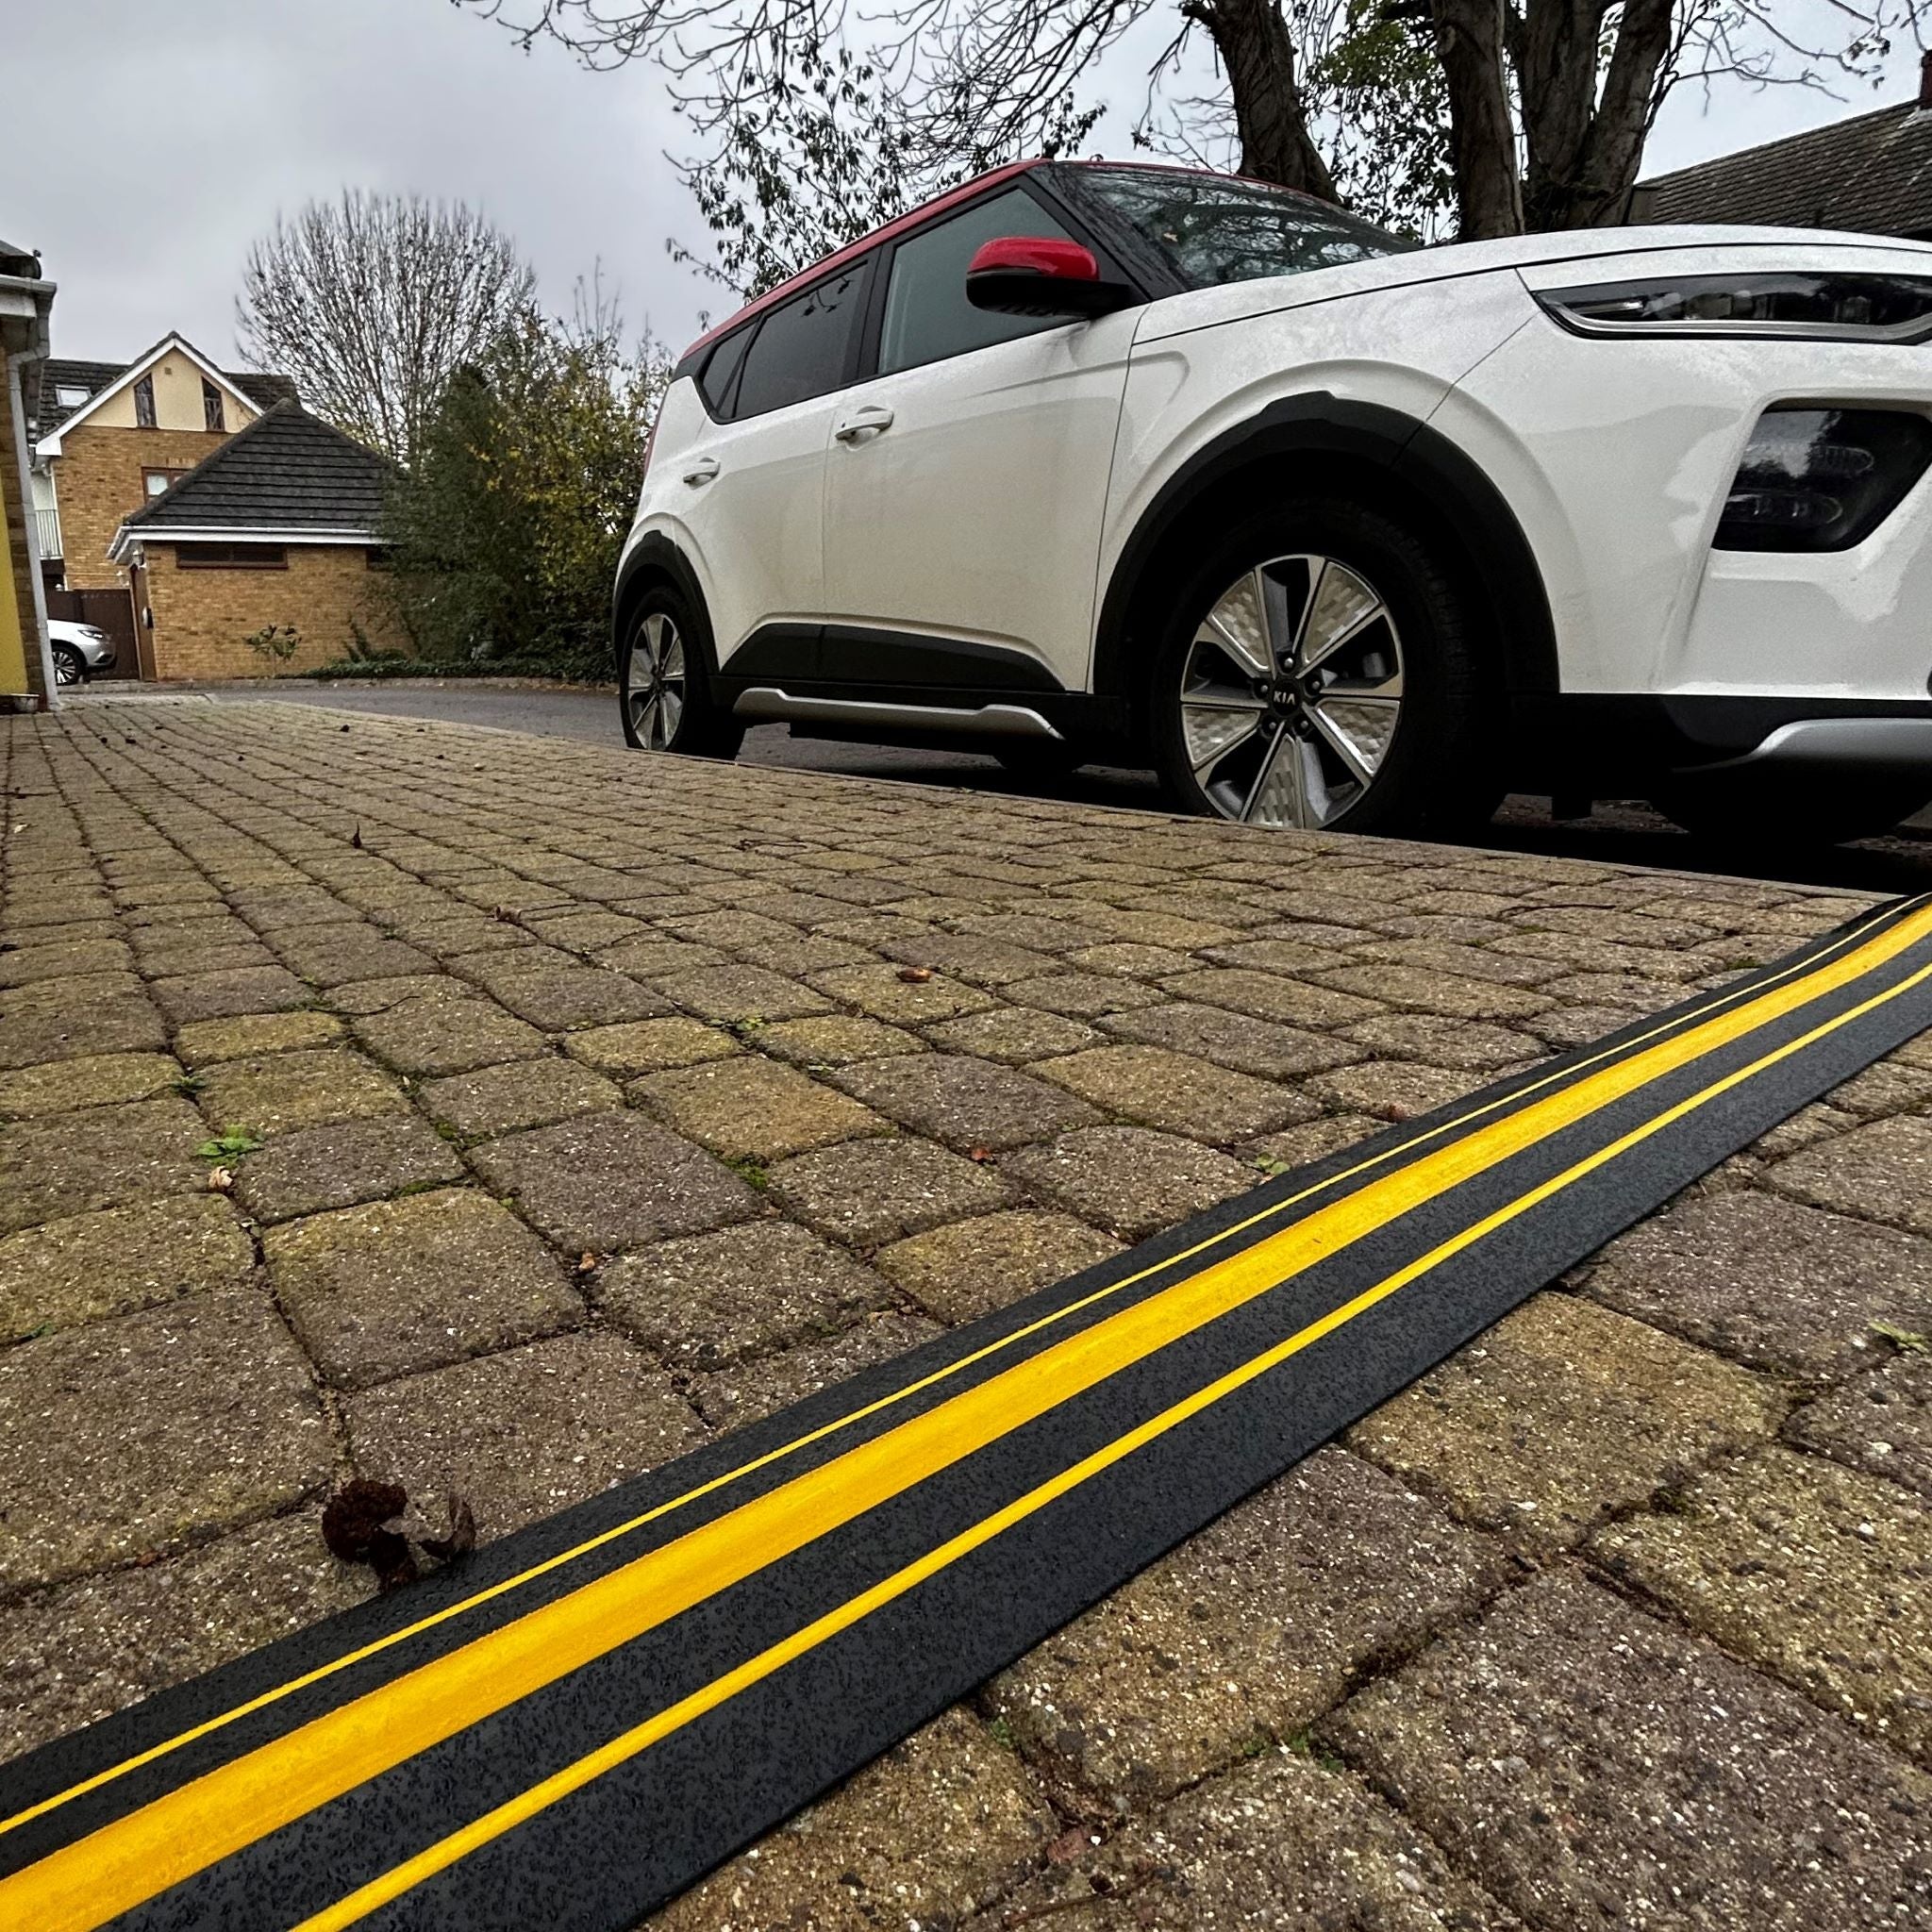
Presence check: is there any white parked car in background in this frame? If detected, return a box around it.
[47,618,117,687]
[615,160,1932,843]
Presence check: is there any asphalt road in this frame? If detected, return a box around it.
[199,677,1932,896]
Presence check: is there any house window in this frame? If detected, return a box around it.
[202,378,225,433]
[175,541,288,570]
[54,384,92,409]
[143,468,190,497]
[133,375,157,428]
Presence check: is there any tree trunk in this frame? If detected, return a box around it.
[1189,0,1339,200]
[1429,0,1523,238]
[1518,0,1674,228]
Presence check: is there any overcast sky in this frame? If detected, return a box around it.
[7,0,1925,371]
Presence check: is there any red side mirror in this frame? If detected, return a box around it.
[965,237,1135,319]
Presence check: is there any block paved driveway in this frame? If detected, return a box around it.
[3,697,1929,1930]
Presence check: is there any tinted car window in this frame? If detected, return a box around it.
[698,325,752,416]
[733,266,867,417]
[1070,167,1410,290]
[879,189,1081,376]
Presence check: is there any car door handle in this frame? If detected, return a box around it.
[682,458,720,485]
[833,408,894,443]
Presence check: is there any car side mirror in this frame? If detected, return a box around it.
[965,237,1136,319]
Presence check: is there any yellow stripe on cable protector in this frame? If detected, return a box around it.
[8,899,1930,1932]
[0,905,1890,1857]
[296,948,1932,1932]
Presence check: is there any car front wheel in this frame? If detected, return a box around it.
[618,590,741,759]
[1150,499,1499,837]
[51,643,85,688]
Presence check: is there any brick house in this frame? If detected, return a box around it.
[0,238,57,707]
[28,333,296,607]
[107,402,403,680]
[1631,52,1932,238]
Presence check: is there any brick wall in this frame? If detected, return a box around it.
[144,543,407,680]
[53,424,230,589]
[1,357,47,700]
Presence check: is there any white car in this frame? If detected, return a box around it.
[47,617,117,687]
[616,160,1932,842]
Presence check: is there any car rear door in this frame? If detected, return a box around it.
[820,184,1140,693]
[676,261,871,668]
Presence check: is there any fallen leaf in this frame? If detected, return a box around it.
[968,1145,993,1162]
[576,1251,598,1275]
[322,1477,408,1563]
[897,966,934,984]
[205,1166,233,1191]
[419,1495,478,1564]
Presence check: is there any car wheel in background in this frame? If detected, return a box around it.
[1150,498,1500,836]
[51,643,85,688]
[1652,774,1931,849]
[617,587,743,760]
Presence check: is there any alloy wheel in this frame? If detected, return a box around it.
[1177,553,1405,829]
[625,613,687,751]
[52,648,82,688]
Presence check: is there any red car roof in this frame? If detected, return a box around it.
[679,158,1043,363]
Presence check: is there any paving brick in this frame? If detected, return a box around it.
[174,1010,346,1067]
[266,1187,581,1389]
[1578,1189,1932,1379]
[877,1210,1124,1324]
[652,962,834,1024]
[232,1112,467,1224]
[989,1449,1508,1807]
[1004,972,1170,1018]
[632,1056,886,1162]
[1096,1002,1361,1082]
[0,1051,182,1119]
[1787,1351,1932,1498]
[0,1511,369,1766]
[1156,967,1385,1029]
[923,1007,1103,1064]
[150,964,312,1025]
[754,1014,926,1066]
[0,1292,329,1591]
[1350,1293,1785,1549]
[768,1136,1013,1247]
[809,961,999,1024]
[352,991,546,1076]
[1329,1574,1932,1932]
[0,937,132,989]
[194,1048,410,1139]
[657,1707,1056,1932]
[417,1058,623,1139]
[1343,1011,1547,1072]
[561,1017,741,1077]
[689,1310,946,1432]
[1593,1444,1932,1762]
[0,1191,255,1346]
[470,1112,759,1252]
[270,922,435,989]
[1306,961,1552,1022]
[600,1220,893,1371]
[0,1095,208,1237]
[1036,1044,1312,1142]
[346,1330,705,1541]
[1304,1058,1487,1123]
[1765,1115,1932,1235]
[456,946,670,1030]
[832,1054,1102,1154]
[0,984,167,1071]
[967,1750,1521,1932]
[1001,1126,1257,1240]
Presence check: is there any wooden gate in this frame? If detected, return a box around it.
[45,585,141,680]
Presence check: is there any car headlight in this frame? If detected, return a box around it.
[1535,272,1932,342]
[1717,407,1932,552]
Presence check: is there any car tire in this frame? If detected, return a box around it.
[1652,774,1930,849]
[51,643,85,688]
[617,585,742,759]
[1148,496,1501,837]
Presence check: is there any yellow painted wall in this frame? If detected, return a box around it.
[0,364,34,698]
[86,349,258,435]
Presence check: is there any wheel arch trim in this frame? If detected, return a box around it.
[1091,392,1559,718]
[613,531,717,667]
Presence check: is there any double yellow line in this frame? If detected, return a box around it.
[7,898,1928,1932]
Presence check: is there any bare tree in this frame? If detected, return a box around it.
[237,192,538,464]
[460,0,1925,246]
